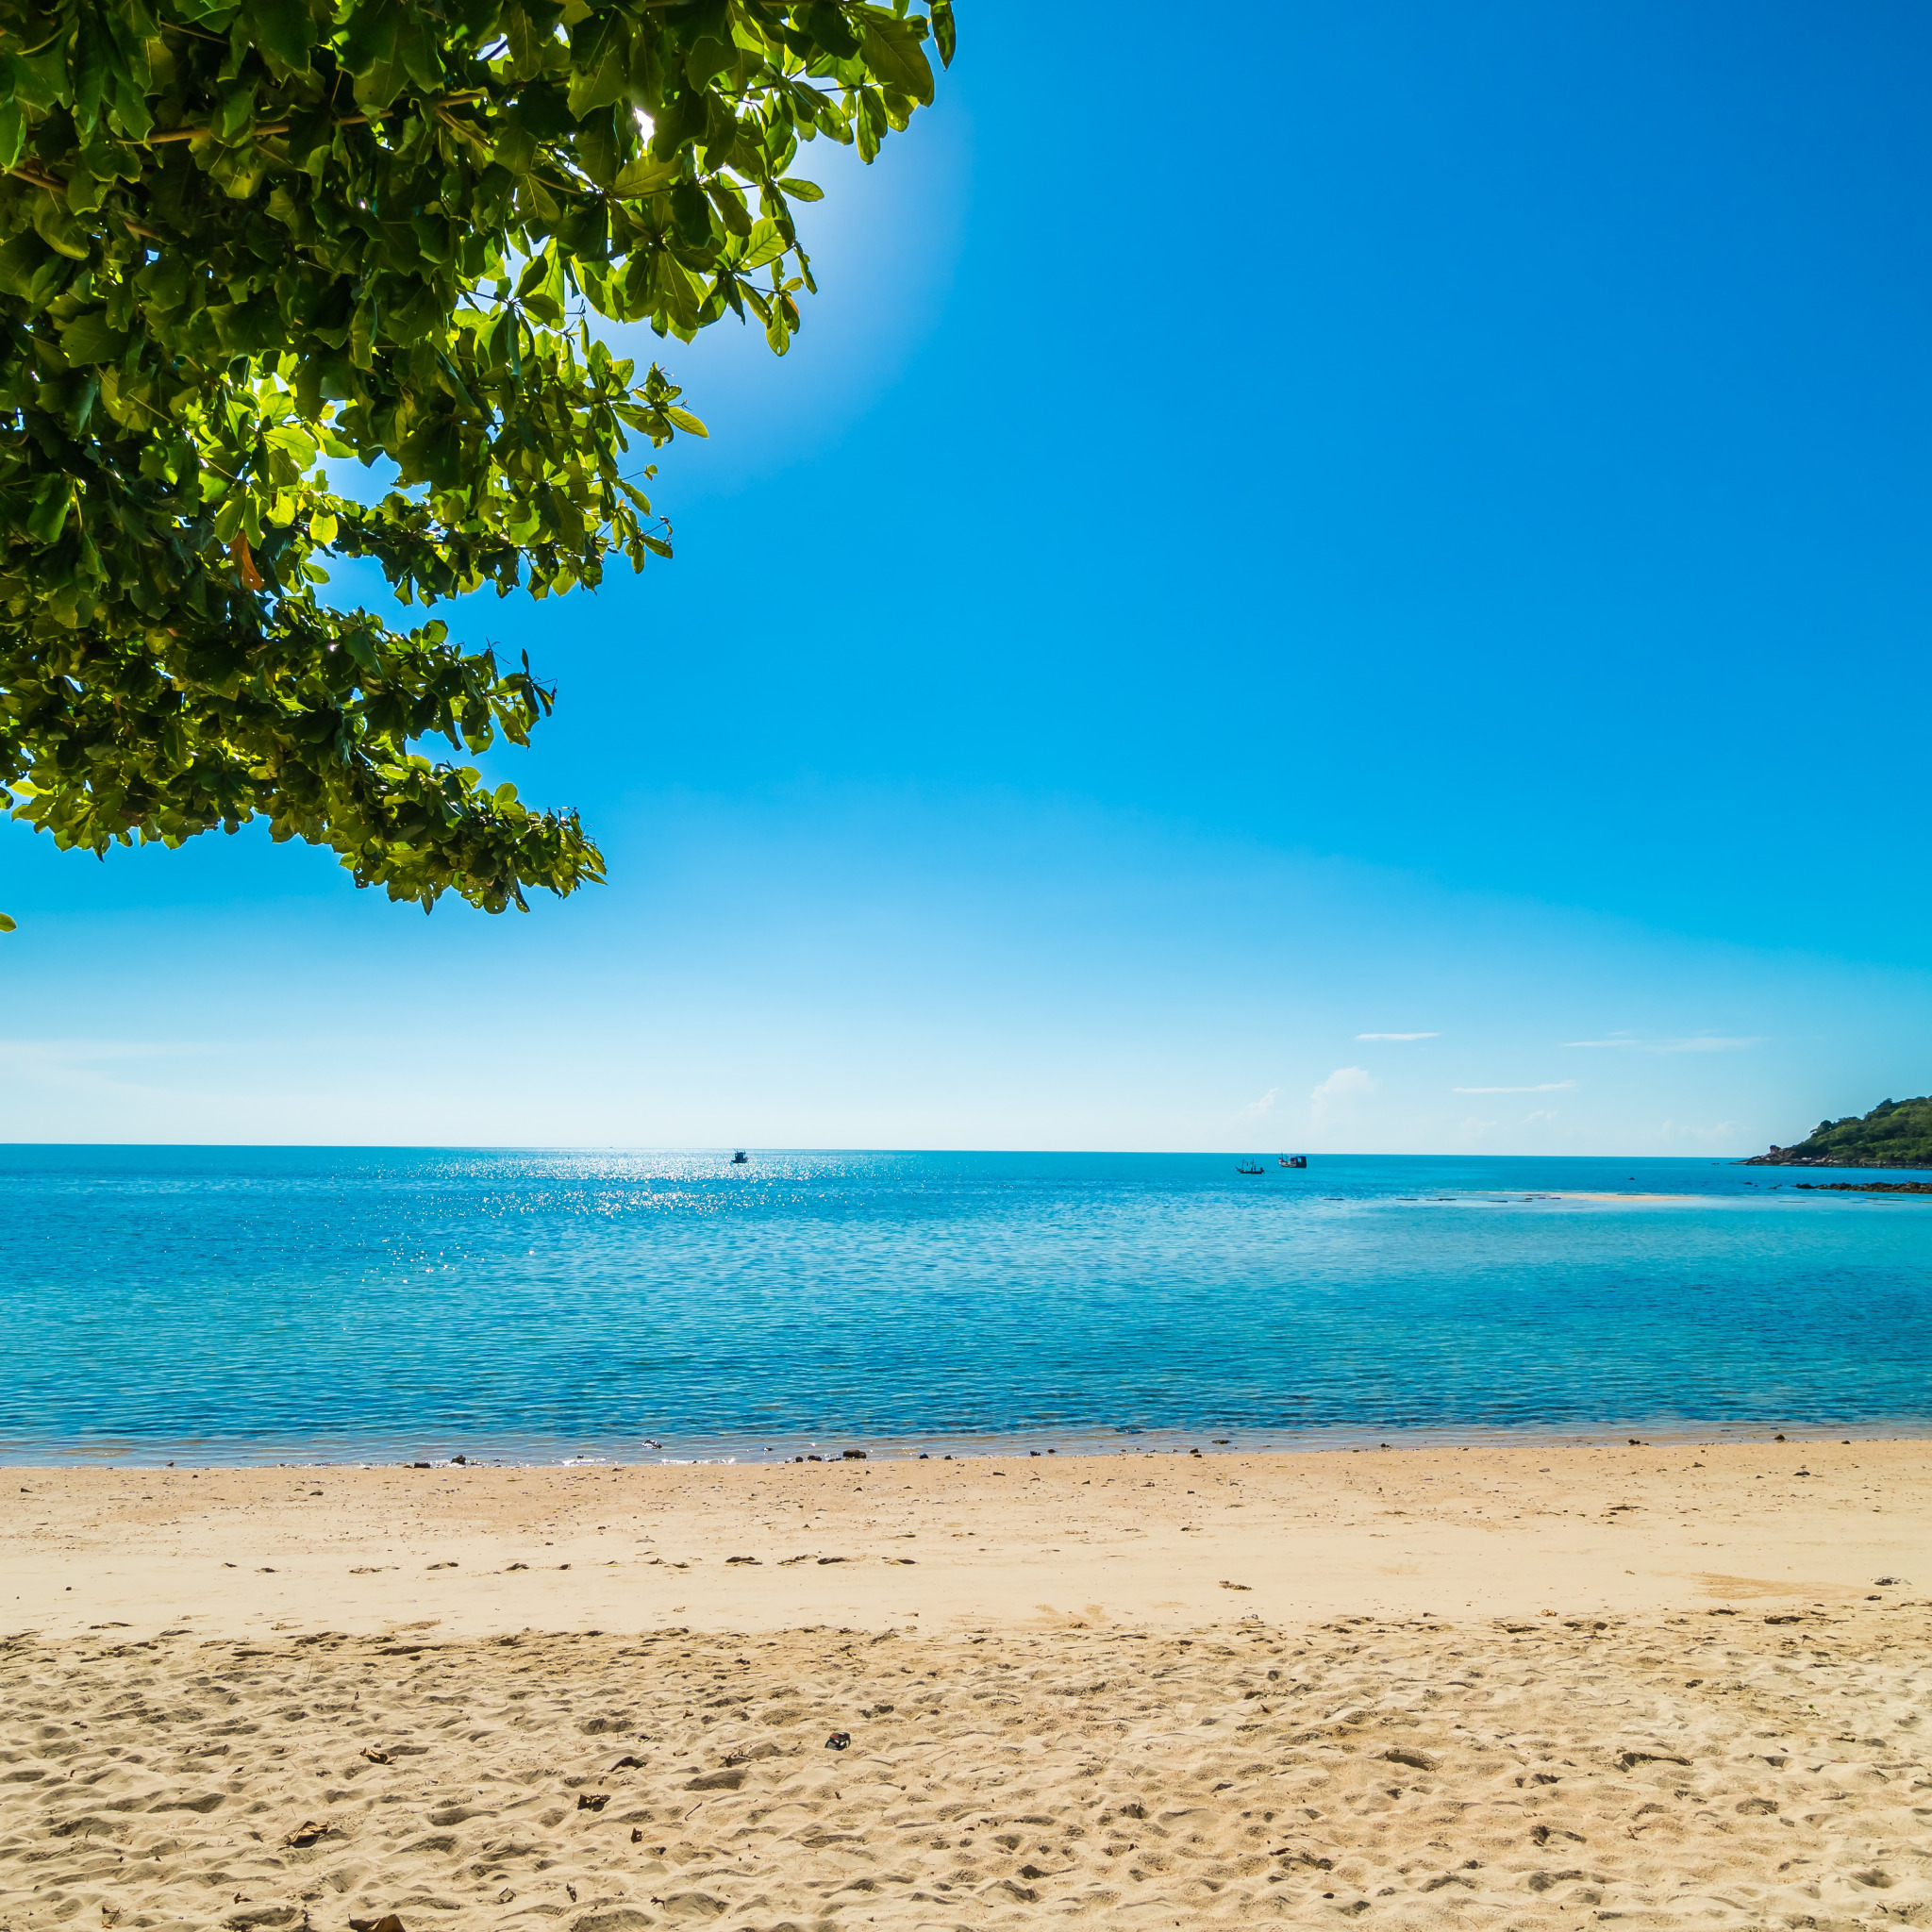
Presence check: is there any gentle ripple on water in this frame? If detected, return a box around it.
[2,1148,1928,1463]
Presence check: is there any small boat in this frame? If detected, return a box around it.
[1278,1154,1307,1169]
[731,1149,749,1164]
[1235,1161,1266,1175]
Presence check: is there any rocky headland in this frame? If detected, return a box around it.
[1742,1093,1932,1168]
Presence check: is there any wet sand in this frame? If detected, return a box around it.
[3,1440,1927,1928]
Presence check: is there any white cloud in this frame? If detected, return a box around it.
[0,1038,214,1115]
[0,1038,192,1066]
[1453,1080,1577,1093]
[1565,1036,1764,1053]
[1356,1031,1441,1041]
[0,1037,199,1090]
[1310,1065,1376,1123]
[1236,1087,1280,1120]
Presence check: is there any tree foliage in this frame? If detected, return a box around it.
[1745,1094,1932,1170]
[0,0,953,928]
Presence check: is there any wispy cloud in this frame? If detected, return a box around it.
[0,1038,195,1065]
[1357,1031,1440,1041]
[0,1037,205,1101]
[1565,1035,1764,1053]
[1236,1087,1280,1121]
[1453,1080,1577,1093]
[1310,1066,1376,1122]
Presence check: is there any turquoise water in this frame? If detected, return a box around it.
[2,1148,1928,1464]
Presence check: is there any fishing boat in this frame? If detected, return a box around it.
[1278,1154,1307,1169]
[731,1149,749,1164]
[1235,1160,1266,1174]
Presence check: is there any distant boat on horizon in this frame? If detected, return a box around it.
[1279,1155,1307,1169]
[731,1150,749,1164]
[1235,1160,1266,1175]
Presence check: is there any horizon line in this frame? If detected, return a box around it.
[0,1141,1761,1159]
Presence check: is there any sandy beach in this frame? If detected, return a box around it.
[3,1440,1927,1928]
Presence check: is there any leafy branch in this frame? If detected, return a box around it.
[0,0,955,922]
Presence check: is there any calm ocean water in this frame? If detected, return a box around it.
[3,1148,1929,1465]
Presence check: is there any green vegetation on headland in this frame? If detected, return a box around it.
[1743,1095,1932,1169]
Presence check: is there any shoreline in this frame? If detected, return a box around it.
[8,1437,1924,1644]
[4,1417,1930,1471]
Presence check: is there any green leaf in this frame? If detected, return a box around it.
[776,175,824,201]
[33,196,92,262]
[0,100,25,173]
[0,913,16,935]
[265,425,319,465]
[343,625,383,676]
[803,2,861,58]
[24,476,73,545]
[566,16,629,118]
[671,179,714,246]
[397,17,447,92]
[612,153,684,198]
[929,0,957,67]
[339,0,401,78]
[738,219,787,272]
[351,44,410,110]
[110,74,156,141]
[0,228,53,300]
[212,492,248,542]
[70,13,111,133]
[520,259,567,325]
[662,406,708,437]
[857,9,934,103]
[210,291,284,357]
[58,311,131,365]
[341,0,412,108]
[242,0,319,75]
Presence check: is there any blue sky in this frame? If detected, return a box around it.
[5,0,1929,1150]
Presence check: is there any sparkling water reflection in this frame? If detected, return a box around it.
[2,1148,1928,1463]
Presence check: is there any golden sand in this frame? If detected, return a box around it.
[2,1441,1927,1929]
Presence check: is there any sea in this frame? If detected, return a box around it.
[3,1148,1928,1467]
